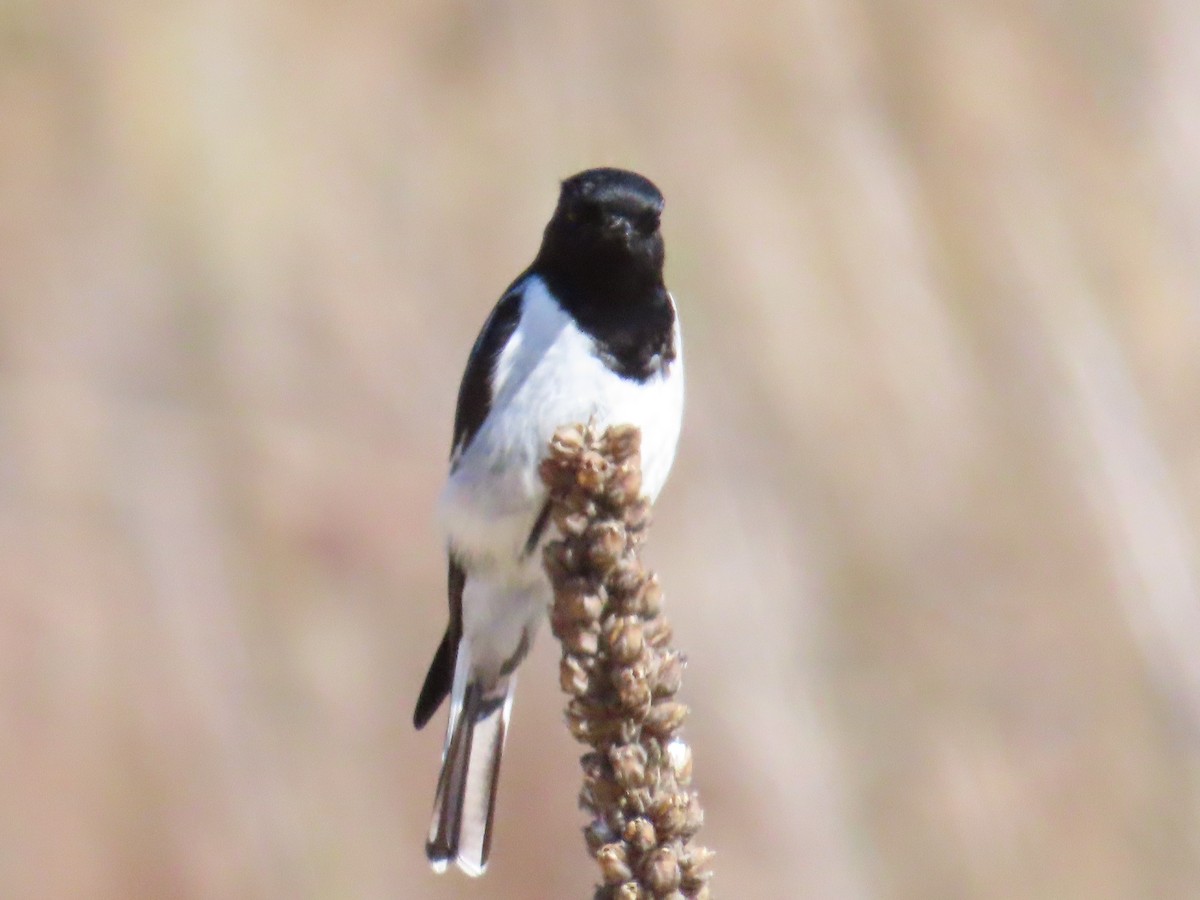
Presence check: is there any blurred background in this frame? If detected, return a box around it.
[2,0,1199,897]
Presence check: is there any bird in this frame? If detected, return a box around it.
[412,167,685,876]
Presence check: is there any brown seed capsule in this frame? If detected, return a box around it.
[579,716,627,746]
[597,843,633,885]
[643,846,682,893]
[680,846,716,889]
[569,698,603,725]
[638,576,663,616]
[682,793,705,836]
[605,423,642,459]
[647,791,674,820]
[607,463,644,505]
[645,701,688,738]
[654,795,689,837]
[609,743,648,789]
[606,558,645,598]
[624,816,657,853]
[683,845,715,873]
[577,449,610,491]
[560,656,591,696]
[652,651,685,698]
[551,425,586,453]
[624,498,652,531]
[550,603,586,640]
[586,521,627,570]
[607,617,646,664]
[622,786,654,818]
[567,715,593,743]
[615,665,652,713]
[543,540,578,575]
[565,627,599,656]
[537,457,565,489]
[583,772,624,809]
[580,751,606,779]
[643,615,674,648]
[558,582,605,623]
[554,508,591,537]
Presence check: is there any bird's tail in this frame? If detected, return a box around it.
[425,639,515,877]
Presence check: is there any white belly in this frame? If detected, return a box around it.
[438,276,684,573]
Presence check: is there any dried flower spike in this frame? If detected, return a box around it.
[541,424,713,899]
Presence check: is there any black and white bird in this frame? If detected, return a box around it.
[413,168,684,876]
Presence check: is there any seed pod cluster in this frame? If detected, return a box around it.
[540,424,713,900]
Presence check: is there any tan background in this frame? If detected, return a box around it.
[3,1,1199,897]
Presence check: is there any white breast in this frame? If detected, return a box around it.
[439,276,684,572]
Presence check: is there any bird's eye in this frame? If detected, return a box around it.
[635,211,660,235]
[569,201,603,226]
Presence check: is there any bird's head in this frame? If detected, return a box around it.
[540,168,666,277]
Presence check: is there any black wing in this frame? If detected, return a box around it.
[413,279,528,728]
[449,283,527,466]
[413,559,466,729]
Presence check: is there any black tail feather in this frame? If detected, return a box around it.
[414,627,455,729]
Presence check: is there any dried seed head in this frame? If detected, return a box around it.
[541,423,711,897]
